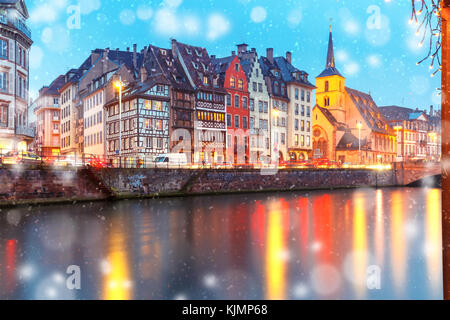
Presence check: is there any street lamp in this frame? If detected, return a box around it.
[114,78,123,168]
[357,121,362,164]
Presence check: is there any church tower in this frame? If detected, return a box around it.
[316,27,346,123]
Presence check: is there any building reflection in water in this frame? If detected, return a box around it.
[425,189,442,294]
[0,188,443,300]
[103,213,132,300]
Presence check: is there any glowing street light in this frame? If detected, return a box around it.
[114,78,124,167]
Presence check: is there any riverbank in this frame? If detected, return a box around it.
[0,167,401,208]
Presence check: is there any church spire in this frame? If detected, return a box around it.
[326,26,335,69]
[317,25,343,78]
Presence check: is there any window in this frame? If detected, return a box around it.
[301,120,305,131]
[230,77,236,88]
[0,72,7,92]
[253,82,257,92]
[145,119,151,129]
[301,105,305,117]
[281,133,286,145]
[234,115,240,128]
[264,102,268,113]
[307,136,311,147]
[0,39,7,59]
[295,104,299,116]
[238,79,244,90]
[307,91,311,103]
[307,121,311,131]
[249,99,254,111]
[227,114,232,127]
[156,120,162,130]
[258,83,263,92]
[234,95,240,108]
[295,134,299,146]
[274,82,279,95]
[295,119,299,131]
[307,106,311,117]
[203,76,208,85]
[226,94,232,106]
[243,116,248,129]
[259,101,263,113]
[235,63,239,71]
[243,97,248,109]
[250,117,254,129]
[301,135,305,146]
[0,105,7,126]
[301,89,305,101]
[325,81,329,92]
[295,88,299,100]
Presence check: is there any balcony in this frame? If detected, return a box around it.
[0,15,31,39]
[15,126,35,138]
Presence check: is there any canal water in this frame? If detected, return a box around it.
[0,188,443,300]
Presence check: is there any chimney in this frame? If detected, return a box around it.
[91,50,101,65]
[231,51,236,56]
[140,66,147,83]
[171,39,177,59]
[267,48,274,64]
[286,51,292,64]
[133,44,137,69]
[211,55,216,60]
[430,105,434,116]
[237,43,248,54]
[251,48,256,52]
[127,47,130,52]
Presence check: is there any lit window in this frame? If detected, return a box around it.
[230,77,236,88]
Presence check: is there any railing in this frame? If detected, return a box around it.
[15,126,35,138]
[14,19,31,38]
[0,15,31,39]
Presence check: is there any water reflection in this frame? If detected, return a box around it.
[0,188,443,300]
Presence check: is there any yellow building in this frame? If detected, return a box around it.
[312,28,397,164]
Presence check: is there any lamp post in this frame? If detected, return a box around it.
[114,78,123,168]
[394,125,403,162]
[357,121,362,165]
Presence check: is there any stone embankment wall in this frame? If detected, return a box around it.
[0,167,398,206]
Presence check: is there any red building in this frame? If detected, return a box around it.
[212,55,250,164]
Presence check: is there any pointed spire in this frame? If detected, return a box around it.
[326,26,335,69]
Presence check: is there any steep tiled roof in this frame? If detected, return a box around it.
[346,87,394,135]
[211,56,235,87]
[173,40,223,92]
[259,56,289,100]
[39,75,66,96]
[144,45,194,91]
[379,105,415,122]
[274,56,315,88]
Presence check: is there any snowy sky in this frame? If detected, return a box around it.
[27,0,441,111]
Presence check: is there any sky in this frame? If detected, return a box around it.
[26,0,442,112]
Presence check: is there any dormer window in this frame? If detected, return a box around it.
[203,76,209,85]
[195,49,202,57]
[160,49,167,55]
[192,62,199,69]
[186,48,192,55]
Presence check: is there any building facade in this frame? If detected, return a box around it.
[173,40,226,165]
[274,53,315,161]
[236,44,271,162]
[380,105,441,162]
[260,49,290,162]
[34,75,65,157]
[313,28,397,164]
[212,54,250,164]
[0,0,33,154]
[146,43,196,162]
[59,69,81,156]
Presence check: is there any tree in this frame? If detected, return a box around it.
[412,0,450,301]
